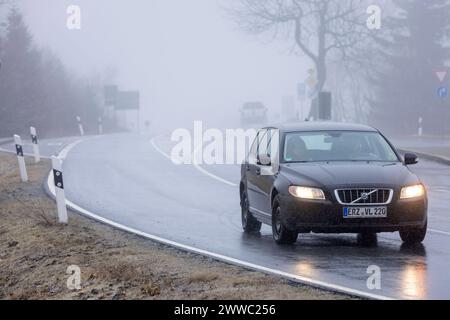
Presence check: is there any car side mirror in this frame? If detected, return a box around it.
[258,154,271,166]
[404,153,418,165]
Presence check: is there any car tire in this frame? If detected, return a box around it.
[241,191,262,233]
[357,232,378,247]
[272,196,298,245]
[399,221,427,244]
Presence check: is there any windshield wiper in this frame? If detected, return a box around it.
[382,162,398,167]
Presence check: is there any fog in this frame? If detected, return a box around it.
[18,0,309,131]
[2,0,449,137]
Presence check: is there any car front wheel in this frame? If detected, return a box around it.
[272,196,298,245]
[399,221,427,244]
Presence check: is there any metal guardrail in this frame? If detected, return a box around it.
[0,137,14,146]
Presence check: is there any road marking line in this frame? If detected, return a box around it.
[429,228,450,236]
[58,139,85,160]
[150,137,173,161]
[46,137,394,300]
[192,144,238,187]
[434,188,449,193]
[150,137,238,187]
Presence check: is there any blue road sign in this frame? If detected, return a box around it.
[437,86,448,99]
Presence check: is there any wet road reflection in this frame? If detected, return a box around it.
[237,228,434,299]
[402,262,427,299]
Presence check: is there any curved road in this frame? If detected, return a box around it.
[3,133,450,299]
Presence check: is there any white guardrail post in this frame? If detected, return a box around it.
[30,126,41,163]
[76,116,85,136]
[14,134,28,182]
[51,156,68,224]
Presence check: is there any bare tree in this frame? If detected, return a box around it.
[226,0,372,95]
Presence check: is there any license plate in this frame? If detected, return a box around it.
[343,207,387,219]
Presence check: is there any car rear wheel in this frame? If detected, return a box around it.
[399,221,427,244]
[241,191,262,233]
[272,197,298,245]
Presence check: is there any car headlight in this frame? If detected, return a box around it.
[289,186,325,200]
[400,184,425,199]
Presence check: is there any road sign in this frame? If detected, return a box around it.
[104,85,118,106]
[436,70,448,83]
[437,86,448,99]
[116,91,140,110]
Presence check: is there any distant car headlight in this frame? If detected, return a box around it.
[400,184,425,199]
[289,186,325,200]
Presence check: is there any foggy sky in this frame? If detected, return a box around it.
[15,0,310,131]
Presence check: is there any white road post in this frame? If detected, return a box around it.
[30,126,41,163]
[76,116,85,136]
[51,156,68,224]
[14,134,28,182]
[98,117,103,135]
[418,117,423,137]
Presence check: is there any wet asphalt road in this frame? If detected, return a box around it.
[2,134,450,299]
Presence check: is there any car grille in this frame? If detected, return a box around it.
[335,188,393,205]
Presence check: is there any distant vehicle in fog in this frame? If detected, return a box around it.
[240,102,268,126]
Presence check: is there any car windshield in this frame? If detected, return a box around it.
[283,131,399,163]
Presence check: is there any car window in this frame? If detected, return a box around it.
[248,129,266,163]
[257,129,269,157]
[248,132,259,161]
[283,131,399,163]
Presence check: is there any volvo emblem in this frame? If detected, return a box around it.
[361,193,369,200]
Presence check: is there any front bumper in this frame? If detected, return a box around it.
[279,193,427,233]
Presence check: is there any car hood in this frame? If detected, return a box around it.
[280,162,419,188]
